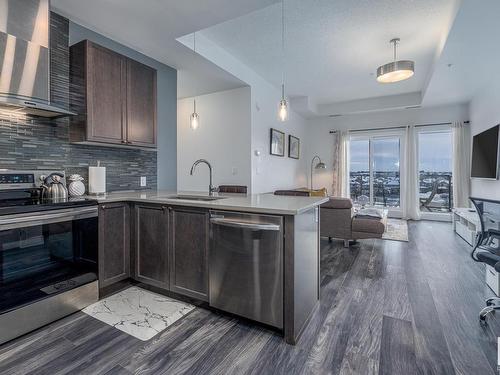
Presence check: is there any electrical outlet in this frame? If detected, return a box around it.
[231,167,238,175]
[140,176,147,187]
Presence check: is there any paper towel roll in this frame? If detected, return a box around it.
[89,166,106,194]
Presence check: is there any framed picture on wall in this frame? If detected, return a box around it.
[270,128,285,156]
[288,135,300,159]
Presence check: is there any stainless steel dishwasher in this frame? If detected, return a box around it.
[209,211,283,328]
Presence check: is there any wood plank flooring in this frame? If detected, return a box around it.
[1,221,498,375]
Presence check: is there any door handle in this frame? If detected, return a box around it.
[0,206,98,230]
[210,217,280,231]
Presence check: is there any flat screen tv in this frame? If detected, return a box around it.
[471,124,500,179]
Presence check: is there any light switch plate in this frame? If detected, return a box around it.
[140,176,147,187]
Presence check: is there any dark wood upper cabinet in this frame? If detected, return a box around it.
[133,204,169,289]
[70,40,157,148]
[87,44,126,144]
[126,60,157,147]
[169,207,209,301]
[98,202,130,289]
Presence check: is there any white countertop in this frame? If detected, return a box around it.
[87,190,329,215]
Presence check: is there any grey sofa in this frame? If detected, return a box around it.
[320,197,387,247]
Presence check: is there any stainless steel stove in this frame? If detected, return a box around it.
[0,170,99,345]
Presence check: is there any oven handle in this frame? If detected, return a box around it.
[0,206,98,231]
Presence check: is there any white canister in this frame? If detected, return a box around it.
[89,161,106,194]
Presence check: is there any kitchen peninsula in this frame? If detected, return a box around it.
[94,191,328,344]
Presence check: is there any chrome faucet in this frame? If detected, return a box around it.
[190,159,217,195]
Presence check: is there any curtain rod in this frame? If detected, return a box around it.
[329,121,469,134]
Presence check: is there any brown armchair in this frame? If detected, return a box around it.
[320,197,386,247]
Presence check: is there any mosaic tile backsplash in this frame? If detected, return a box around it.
[0,13,157,192]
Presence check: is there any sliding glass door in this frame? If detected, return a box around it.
[417,127,453,216]
[349,131,404,216]
[349,139,370,202]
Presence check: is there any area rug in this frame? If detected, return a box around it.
[382,218,409,242]
[82,286,195,341]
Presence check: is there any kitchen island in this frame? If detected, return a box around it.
[92,191,328,344]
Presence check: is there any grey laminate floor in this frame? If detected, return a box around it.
[1,221,498,375]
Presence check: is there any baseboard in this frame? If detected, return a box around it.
[420,212,452,222]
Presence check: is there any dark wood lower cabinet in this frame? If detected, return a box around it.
[98,203,130,288]
[169,207,209,301]
[133,204,169,289]
[98,203,209,300]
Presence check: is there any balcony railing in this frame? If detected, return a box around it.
[349,171,453,212]
[349,171,401,208]
[419,172,452,212]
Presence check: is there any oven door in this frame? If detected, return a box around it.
[0,206,98,313]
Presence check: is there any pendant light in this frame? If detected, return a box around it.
[376,38,414,84]
[190,99,199,130]
[278,0,288,122]
[190,32,200,130]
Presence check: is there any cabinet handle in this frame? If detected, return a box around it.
[101,205,106,210]
[121,140,126,144]
[127,141,133,144]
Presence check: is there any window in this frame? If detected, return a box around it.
[373,138,401,208]
[418,129,453,213]
[349,139,370,203]
[349,131,403,214]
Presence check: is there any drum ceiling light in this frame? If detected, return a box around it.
[377,38,414,84]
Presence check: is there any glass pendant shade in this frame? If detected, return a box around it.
[278,98,288,122]
[190,112,199,130]
[190,99,199,130]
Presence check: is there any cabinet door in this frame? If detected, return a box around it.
[98,203,130,288]
[87,43,126,144]
[126,59,157,147]
[134,204,169,289]
[170,207,209,300]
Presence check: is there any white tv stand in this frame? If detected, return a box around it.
[452,208,479,246]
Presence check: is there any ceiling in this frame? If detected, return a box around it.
[51,0,496,115]
[200,0,460,111]
[51,0,280,98]
[423,0,500,107]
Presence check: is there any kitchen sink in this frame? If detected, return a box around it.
[164,195,226,201]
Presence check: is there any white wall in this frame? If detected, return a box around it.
[179,32,309,194]
[177,87,252,192]
[303,103,469,194]
[250,82,308,193]
[470,83,500,200]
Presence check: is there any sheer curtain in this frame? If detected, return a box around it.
[332,131,349,197]
[403,126,420,220]
[451,121,471,208]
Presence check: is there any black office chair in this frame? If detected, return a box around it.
[470,197,500,325]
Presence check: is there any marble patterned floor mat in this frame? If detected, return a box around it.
[82,286,195,341]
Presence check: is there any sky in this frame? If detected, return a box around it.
[350,132,452,172]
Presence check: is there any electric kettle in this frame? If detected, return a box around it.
[41,173,68,200]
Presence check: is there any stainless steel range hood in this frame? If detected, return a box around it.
[0,0,75,118]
